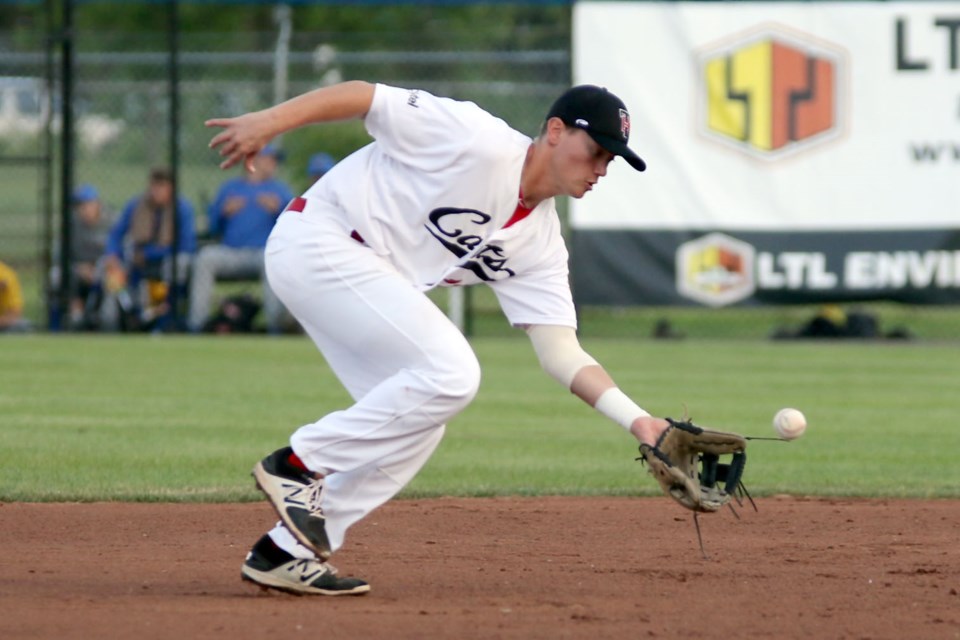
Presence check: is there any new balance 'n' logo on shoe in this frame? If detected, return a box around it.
[241,535,369,596]
[252,447,331,558]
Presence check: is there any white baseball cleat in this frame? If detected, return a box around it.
[252,446,331,559]
[241,535,369,596]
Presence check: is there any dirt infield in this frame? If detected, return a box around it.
[1,497,958,639]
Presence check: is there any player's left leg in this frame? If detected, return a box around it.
[241,533,369,596]
[259,207,480,556]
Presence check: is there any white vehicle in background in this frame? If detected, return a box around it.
[0,76,125,152]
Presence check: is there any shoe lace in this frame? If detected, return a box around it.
[305,477,324,516]
[289,558,337,578]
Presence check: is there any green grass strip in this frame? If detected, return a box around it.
[1,334,958,501]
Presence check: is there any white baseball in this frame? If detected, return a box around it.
[773,408,807,440]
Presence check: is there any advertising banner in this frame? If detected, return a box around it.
[571,1,960,306]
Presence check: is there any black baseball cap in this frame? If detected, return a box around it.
[546,85,646,172]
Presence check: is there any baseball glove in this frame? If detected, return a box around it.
[638,418,747,512]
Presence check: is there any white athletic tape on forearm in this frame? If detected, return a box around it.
[526,324,598,388]
[594,387,651,431]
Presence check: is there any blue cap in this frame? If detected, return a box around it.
[308,152,336,177]
[260,145,285,162]
[73,184,99,203]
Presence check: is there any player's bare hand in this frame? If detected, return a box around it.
[206,112,274,172]
[629,416,670,447]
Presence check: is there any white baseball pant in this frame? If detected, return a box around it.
[262,203,481,557]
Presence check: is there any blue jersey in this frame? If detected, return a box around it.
[107,195,197,262]
[208,177,294,248]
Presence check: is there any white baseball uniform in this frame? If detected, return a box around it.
[263,84,576,557]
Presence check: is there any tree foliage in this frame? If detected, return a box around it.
[2,2,570,49]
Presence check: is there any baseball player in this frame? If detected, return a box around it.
[207,81,671,596]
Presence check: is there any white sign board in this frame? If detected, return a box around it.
[571,2,959,231]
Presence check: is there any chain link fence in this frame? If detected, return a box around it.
[1,3,955,339]
[0,3,571,334]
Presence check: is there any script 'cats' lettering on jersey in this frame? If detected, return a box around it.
[425,208,492,257]
[459,244,516,282]
[425,207,517,283]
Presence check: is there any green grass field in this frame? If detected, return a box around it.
[2,334,958,502]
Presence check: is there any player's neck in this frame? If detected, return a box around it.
[519,141,552,209]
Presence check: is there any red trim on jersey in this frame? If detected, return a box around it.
[503,189,533,229]
[286,196,307,213]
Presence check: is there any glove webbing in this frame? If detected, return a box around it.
[700,451,747,495]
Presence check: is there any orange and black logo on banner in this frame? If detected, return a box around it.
[697,24,846,160]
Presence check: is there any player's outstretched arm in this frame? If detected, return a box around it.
[206,80,376,172]
[525,324,669,446]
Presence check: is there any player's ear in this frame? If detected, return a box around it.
[545,117,566,144]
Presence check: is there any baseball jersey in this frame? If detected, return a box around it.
[207,177,294,248]
[302,84,576,329]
